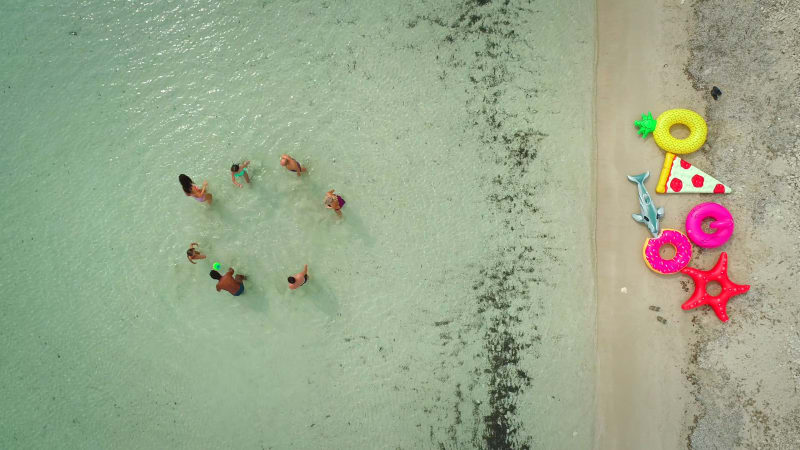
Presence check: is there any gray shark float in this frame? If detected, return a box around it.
[628,172,664,237]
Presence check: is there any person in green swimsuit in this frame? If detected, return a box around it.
[230,160,251,188]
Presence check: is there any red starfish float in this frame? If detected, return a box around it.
[680,252,750,322]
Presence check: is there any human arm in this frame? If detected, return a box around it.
[231,172,242,188]
[187,254,196,264]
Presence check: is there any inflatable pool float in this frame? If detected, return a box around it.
[680,252,750,322]
[656,154,730,194]
[635,109,707,155]
[685,202,734,248]
[642,229,693,274]
[628,172,664,238]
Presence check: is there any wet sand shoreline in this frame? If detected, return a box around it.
[594,0,702,447]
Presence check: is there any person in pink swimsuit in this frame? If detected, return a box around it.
[324,189,345,217]
[179,174,212,204]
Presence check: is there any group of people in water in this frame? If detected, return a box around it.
[178,154,344,297]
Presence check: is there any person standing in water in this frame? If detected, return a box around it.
[210,267,247,296]
[288,265,309,290]
[179,174,212,205]
[280,154,306,176]
[186,243,206,264]
[230,160,251,188]
[324,189,345,216]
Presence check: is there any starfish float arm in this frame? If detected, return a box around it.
[681,286,708,311]
[679,266,702,278]
[709,302,731,323]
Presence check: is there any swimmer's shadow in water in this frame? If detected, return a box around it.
[338,207,375,247]
[234,282,271,314]
[293,275,340,318]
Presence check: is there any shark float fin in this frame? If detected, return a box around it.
[627,172,649,184]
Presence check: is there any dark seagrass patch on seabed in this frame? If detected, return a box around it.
[419,1,552,448]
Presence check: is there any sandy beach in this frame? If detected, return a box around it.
[596,0,800,448]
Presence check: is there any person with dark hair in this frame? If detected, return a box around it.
[186,242,206,264]
[179,174,212,204]
[280,154,306,176]
[210,267,247,296]
[287,264,308,290]
[230,160,251,188]
[324,189,345,217]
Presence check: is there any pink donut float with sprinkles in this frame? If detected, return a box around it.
[642,229,693,274]
[685,202,734,248]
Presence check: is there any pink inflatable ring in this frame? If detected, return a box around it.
[685,202,734,248]
[643,229,693,274]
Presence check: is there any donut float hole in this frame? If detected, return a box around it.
[659,243,677,260]
[669,123,691,139]
[705,281,722,297]
[701,217,716,234]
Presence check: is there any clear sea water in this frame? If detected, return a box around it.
[0,1,595,448]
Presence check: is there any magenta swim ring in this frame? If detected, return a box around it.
[643,229,693,274]
[685,202,734,248]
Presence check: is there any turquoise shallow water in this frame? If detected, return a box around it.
[1,1,595,448]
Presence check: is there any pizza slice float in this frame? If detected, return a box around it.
[656,153,730,194]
